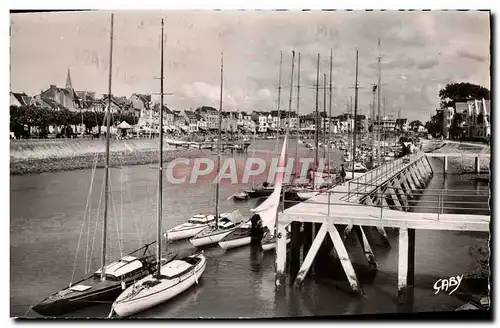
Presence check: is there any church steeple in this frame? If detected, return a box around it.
[66,68,73,90]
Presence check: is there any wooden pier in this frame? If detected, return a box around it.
[274,152,490,304]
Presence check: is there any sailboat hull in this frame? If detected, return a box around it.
[112,254,206,317]
[261,235,291,252]
[32,254,158,317]
[165,225,210,241]
[219,236,252,251]
[190,228,235,248]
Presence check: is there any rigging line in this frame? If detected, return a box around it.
[120,154,124,248]
[120,154,143,249]
[70,153,99,286]
[108,171,124,259]
[85,154,100,273]
[88,170,106,274]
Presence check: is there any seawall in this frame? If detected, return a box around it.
[10,139,206,176]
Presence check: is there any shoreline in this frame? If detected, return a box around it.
[10,148,208,176]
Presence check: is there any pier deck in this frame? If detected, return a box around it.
[274,151,490,303]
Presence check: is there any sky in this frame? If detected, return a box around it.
[10,10,490,122]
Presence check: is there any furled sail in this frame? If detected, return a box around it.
[250,136,287,233]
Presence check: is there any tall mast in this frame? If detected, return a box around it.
[323,73,327,159]
[294,52,301,177]
[376,38,382,167]
[352,49,359,180]
[314,53,320,179]
[371,84,377,151]
[155,18,165,279]
[327,49,333,179]
[287,50,295,177]
[276,51,283,154]
[215,52,223,227]
[100,13,113,281]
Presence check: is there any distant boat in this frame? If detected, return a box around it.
[230,191,249,201]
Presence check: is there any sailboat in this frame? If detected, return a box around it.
[189,53,245,248]
[32,14,159,317]
[218,136,288,251]
[164,213,217,241]
[111,19,206,318]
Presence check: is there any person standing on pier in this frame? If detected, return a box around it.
[340,164,346,185]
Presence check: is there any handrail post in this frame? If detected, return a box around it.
[327,191,331,216]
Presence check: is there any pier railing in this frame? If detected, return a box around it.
[346,152,424,202]
[285,188,490,217]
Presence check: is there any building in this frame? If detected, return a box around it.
[395,118,409,132]
[183,110,199,133]
[195,106,219,130]
[10,92,32,108]
[444,98,490,141]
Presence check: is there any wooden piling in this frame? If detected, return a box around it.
[424,155,434,175]
[397,227,415,304]
[303,222,313,258]
[354,225,379,270]
[386,185,402,211]
[400,176,413,199]
[364,196,390,247]
[475,156,480,174]
[392,179,408,211]
[275,219,288,289]
[405,171,417,193]
[409,166,423,189]
[294,222,362,295]
[290,221,302,282]
[443,156,448,174]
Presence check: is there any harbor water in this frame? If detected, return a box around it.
[10,141,489,317]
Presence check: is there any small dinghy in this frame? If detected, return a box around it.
[219,136,287,251]
[164,214,216,241]
[111,252,206,317]
[230,191,249,201]
[261,229,291,252]
[190,210,244,248]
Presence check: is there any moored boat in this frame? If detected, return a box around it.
[231,191,249,201]
[219,136,287,251]
[32,243,158,317]
[190,210,244,248]
[111,252,206,317]
[164,214,217,241]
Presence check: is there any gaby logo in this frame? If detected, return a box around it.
[433,275,463,295]
[163,156,335,185]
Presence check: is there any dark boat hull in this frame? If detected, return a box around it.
[32,281,132,317]
[33,243,161,317]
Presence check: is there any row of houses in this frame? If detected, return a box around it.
[440,98,491,141]
[10,69,411,135]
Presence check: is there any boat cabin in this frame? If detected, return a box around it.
[187,214,215,225]
[93,255,146,281]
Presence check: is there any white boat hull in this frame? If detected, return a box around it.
[164,225,208,241]
[297,191,318,200]
[218,236,251,251]
[190,228,235,248]
[112,255,206,317]
[261,237,291,252]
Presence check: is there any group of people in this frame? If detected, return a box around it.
[305,164,347,186]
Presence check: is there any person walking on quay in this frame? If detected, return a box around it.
[340,164,346,185]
